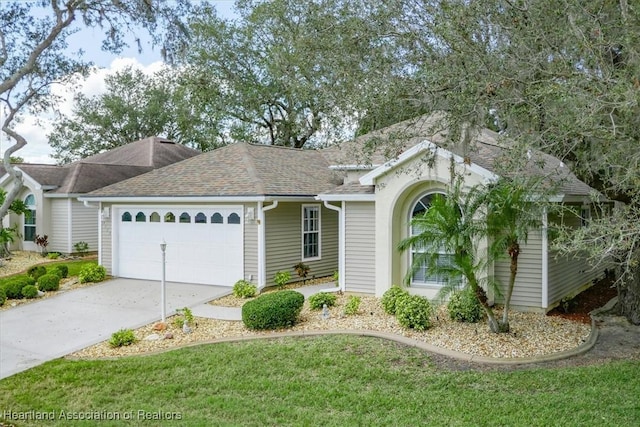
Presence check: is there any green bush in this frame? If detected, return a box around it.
[308,292,337,310]
[447,289,483,323]
[21,284,39,299]
[381,285,409,315]
[273,270,291,289]
[53,264,69,278]
[27,265,47,281]
[47,252,60,260]
[109,329,137,348]
[233,279,257,298]
[396,295,433,331]
[78,264,106,283]
[0,287,6,306]
[38,274,61,292]
[242,290,304,330]
[344,295,361,316]
[2,276,36,299]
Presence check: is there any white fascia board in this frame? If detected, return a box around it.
[78,195,269,203]
[328,164,378,171]
[359,140,499,186]
[316,193,375,202]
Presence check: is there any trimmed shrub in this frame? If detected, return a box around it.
[447,289,483,323]
[53,264,69,278]
[242,290,304,330]
[78,264,106,283]
[233,279,257,298]
[396,295,433,331]
[0,287,6,306]
[27,265,47,281]
[21,284,39,299]
[344,295,362,316]
[381,285,409,315]
[47,252,60,260]
[109,329,137,348]
[308,292,337,310]
[2,276,36,299]
[38,273,61,292]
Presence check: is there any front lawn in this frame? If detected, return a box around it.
[0,335,637,426]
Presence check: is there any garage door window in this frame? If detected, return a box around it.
[195,212,207,223]
[211,213,223,223]
[165,212,175,222]
[180,212,191,223]
[135,212,146,222]
[228,213,241,224]
[122,212,132,222]
[150,212,160,222]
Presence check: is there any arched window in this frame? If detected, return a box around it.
[150,212,161,223]
[164,212,175,223]
[23,194,36,242]
[195,212,207,224]
[211,212,223,224]
[121,212,132,222]
[409,192,453,286]
[135,212,146,222]
[179,212,191,223]
[227,213,241,224]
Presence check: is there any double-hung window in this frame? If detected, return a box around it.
[23,194,36,242]
[302,205,320,260]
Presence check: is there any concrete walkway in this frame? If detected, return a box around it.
[0,279,229,379]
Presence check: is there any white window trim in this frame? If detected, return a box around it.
[302,204,321,261]
[23,193,36,243]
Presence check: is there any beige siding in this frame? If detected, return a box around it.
[102,207,113,273]
[49,199,70,253]
[344,202,375,294]
[493,230,543,310]
[70,199,99,252]
[243,202,259,284]
[265,202,338,285]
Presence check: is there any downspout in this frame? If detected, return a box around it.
[258,200,278,290]
[541,207,549,310]
[321,201,345,292]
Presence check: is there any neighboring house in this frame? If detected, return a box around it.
[0,137,200,254]
[80,116,611,312]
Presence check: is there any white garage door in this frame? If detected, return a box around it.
[115,206,243,286]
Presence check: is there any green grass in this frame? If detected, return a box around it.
[0,335,638,426]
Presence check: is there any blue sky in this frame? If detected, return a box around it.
[2,1,236,164]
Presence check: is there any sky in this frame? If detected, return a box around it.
[1,1,236,164]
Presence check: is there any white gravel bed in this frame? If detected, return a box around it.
[69,294,591,360]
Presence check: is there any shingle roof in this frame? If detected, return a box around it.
[85,142,344,198]
[1,137,200,195]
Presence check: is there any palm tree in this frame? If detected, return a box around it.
[398,183,502,333]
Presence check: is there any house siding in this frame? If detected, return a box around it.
[49,199,70,253]
[102,209,113,273]
[493,230,544,311]
[243,202,259,284]
[344,202,375,294]
[70,199,99,253]
[265,202,338,286]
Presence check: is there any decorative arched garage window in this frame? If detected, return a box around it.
[135,212,146,222]
[121,212,132,222]
[195,212,207,224]
[23,194,36,242]
[227,213,241,224]
[164,212,175,223]
[150,212,161,222]
[211,212,223,224]
[179,212,191,223]
[409,192,453,286]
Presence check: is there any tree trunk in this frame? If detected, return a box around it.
[471,279,500,333]
[500,242,520,333]
[618,264,640,325]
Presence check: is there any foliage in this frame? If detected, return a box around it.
[34,234,49,256]
[0,287,5,306]
[21,284,39,299]
[233,280,257,298]
[447,289,483,323]
[308,292,337,310]
[27,265,47,281]
[109,329,137,348]
[333,270,339,284]
[78,264,107,283]
[73,241,89,256]
[2,277,35,299]
[293,262,311,280]
[273,270,291,289]
[344,295,361,316]
[381,285,410,315]
[53,265,69,279]
[395,295,433,331]
[49,67,221,163]
[37,274,61,292]
[242,290,304,330]
[47,252,60,260]
[176,307,194,326]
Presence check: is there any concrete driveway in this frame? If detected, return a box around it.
[0,279,229,380]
